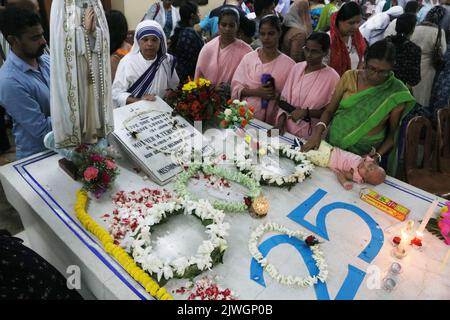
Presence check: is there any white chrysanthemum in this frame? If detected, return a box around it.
[171,257,190,276]
[194,255,213,270]
[142,254,163,275]
[197,240,216,256]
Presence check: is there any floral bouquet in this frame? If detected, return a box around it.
[218,100,255,129]
[424,201,450,245]
[439,203,450,245]
[165,78,227,124]
[72,144,119,199]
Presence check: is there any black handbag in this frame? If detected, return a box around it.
[432,27,446,72]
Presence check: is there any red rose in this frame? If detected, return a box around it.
[90,154,104,162]
[191,101,202,113]
[244,197,252,208]
[199,92,209,100]
[241,119,248,128]
[305,235,319,246]
[410,237,422,247]
[239,106,246,117]
[101,171,111,184]
[393,236,401,245]
[178,103,188,110]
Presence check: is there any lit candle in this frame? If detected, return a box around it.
[417,199,439,234]
[394,229,409,258]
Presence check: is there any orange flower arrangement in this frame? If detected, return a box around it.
[165,78,227,123]
[218,100,254,129]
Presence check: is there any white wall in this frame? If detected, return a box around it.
[112,0,225,30]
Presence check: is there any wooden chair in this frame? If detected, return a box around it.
[404,116,450,197]
[436,108,450,174]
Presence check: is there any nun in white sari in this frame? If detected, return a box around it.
[49,0,114,149]
[112,20,179,108]
[359,6,404,45]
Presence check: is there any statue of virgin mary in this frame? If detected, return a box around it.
[48,0,114,150]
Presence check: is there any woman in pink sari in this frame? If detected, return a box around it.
[194,7,252,86]
[275,32,340,139]
[231,15,295,125]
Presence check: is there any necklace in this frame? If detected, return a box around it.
[123,109,188,162]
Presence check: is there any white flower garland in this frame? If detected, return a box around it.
[131,197,230,282]
[236,143,315,189]
[248,222,328,287]
[175,164,262,213]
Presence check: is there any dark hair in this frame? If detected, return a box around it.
[424,5,446,26]
[404,1,419,14]
[365,39,396,65]
[306,31,330,51]
[105,10,128,55]
[239,15,256,39]
[394,13,416,37]
[179,1,198,24]
[259,14,281,33]
[0,6,41,40]
[5,0,38,12]
[254,0,275,17]
[335,1,362,28]
[218,6,240,25]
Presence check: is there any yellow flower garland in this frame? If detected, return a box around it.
[74,190,174,300]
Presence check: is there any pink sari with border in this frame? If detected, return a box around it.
[194,36,252,85]
[277,62,340,139]
[231,49,295,125]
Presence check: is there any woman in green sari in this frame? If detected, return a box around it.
[315,0,342,32]
[302,39,415,176]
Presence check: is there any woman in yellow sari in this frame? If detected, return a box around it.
[302,39,415,176]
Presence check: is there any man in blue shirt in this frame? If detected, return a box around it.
[0,6,51,160]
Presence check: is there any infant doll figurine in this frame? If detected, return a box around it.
[305,140,386,190]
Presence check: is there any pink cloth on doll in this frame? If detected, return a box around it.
[328,147,364,183]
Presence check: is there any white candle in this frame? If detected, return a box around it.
[397,230,409,256]
[417,199,439,234]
